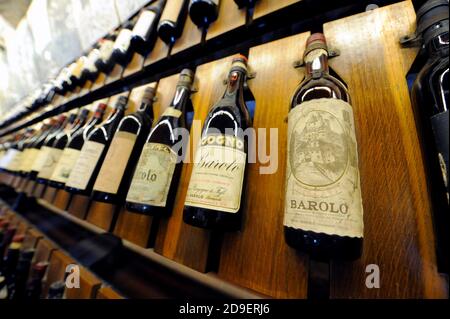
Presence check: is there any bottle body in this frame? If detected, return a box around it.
[189,0,219,29]
[284,34,363,261]
[126,70,194,215]
[92,90,155,204]
[158,0,189,44]
[65,98,127,196]
[183,57,250,231]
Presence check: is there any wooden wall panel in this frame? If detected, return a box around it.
[144,39,171,67]
[22,228,43,250]
[217,32,310,298]
[253,0,302,20]
[123,53,145,78]
[154,56,235,272]
[206,0,246,41]
[43,250,76,298]
[321,1,447,298]
[171,14,203,56]
[65,267,102,299]
[96,286,124,299]
[33,238,56,264]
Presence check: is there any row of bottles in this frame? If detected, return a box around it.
[0,33,365,262]
[0,0,261,131]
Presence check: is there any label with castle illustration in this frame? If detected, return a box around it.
[284,98,364,238]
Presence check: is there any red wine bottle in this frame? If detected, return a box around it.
[131,0,166,56]
[18,123,52,177]
[92,88,156,204]
[126,69,194,215]
[28,115,68,181]
[284,33,363,261]
[34,113,77,185]
[189,0,219,29]
[37,109,90,184]
[48,103,107,189]
[183,56,251,231]
[65,97,128,196]
[110,18,138,67]
[157,0,189,44]
[94,32,119,74]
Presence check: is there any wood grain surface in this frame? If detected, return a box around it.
[96,286,124,299]
[321,1,448,298]
[123,53,145,78]
[64,266,102,299]
[253,0,302,20]
[206,0,246,41]
[43,250,76,298]
[144,38,171,67]
[171,12,203,56]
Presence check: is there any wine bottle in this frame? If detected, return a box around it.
[183,56,251,231]
[94,32,119,74]
[49,103,107,189]
[32,114,76,184]
[131,0,166,56]
[189,0,220,29]
[10,128,36,176]
[24,262,48,299]
[8,248,34,300]
[126,69,194,215]
[65,96,128,195]
[408,0,449,271]
[18,124,51,177]
[18,119,57,178]
[92,88,156,204]
[110,18,138,67]
[158,0,189,44]
[234,0,259,9]
[0,132,26,174]
[81,45,101,82]
[0,276,7,299]
[68,56,87,89]
[47,281,65,299]
[284,33,363,261]
[37,110,90,184]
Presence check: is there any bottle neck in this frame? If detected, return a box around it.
[137,99,154,117]
[426,30,449,56]
[304,49,330,78]
[170,84,191,112]
[222,67,246,104]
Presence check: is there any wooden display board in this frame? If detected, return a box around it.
[22,228,43,250]
[253,0,302,20]
[64,266,102,299]
[105,65,125,85]
[113,76,179,247]
[123,53,146,78]
[171,14,203,56]
[206,0,247,41]
[33,238,57,264]
[90,72,108,92]
[43,250,76,297]
[96,286,124,299]
[144,39,171,67]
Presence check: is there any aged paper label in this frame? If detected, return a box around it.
[185,134,246,213]
[127,143,177,207]
[93,131,136,194]
[37,148,62,179]
[284,98,364,238]
[31,146,52,172]
[66,141,105,190]
[50,148,81,183]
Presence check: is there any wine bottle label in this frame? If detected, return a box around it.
[100,40,115,62]
[50,148,81,183]
[127,143,177,207]
[93,131,137,194]
[0,149,20,169]
[6,150,23,172]
[31,146,52,172]
[86,50,100,72]
[19,148,40,173]
[430,110,449,194]
[284,98,364,238]
[132,10,156,40]
[160,0,184,24]
[162,107,182,118]
[37,148,63,179]
[66,141,105,190]
[18,148,31,172]
[185,134,246,213]
[114,29,133,53]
